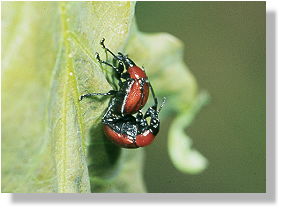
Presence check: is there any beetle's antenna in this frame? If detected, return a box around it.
[158,97,166,113]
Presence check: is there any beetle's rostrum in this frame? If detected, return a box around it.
[80,38,150,115]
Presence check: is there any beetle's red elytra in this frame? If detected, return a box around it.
[121,79,149,114]
[103,125,156,148]
[135,130,156,147]
[103,125,138,148]
[127,65,147,79]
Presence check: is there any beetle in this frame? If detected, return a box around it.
[102,94,166,148]
[80,38,150,115]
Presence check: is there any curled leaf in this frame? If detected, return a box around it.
[168,92,209,174]
[126,22,209,174]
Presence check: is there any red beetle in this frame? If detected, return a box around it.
[80,38,150,115]
[102,97,166,148]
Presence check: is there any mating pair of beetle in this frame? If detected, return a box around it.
[80,39,165,148]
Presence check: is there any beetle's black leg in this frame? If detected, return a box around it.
[100,38,126,80]
[144,97,166,119]
[100,38,122,62]
[102,98,121,123]
[148,82,158,108]
[96,52,125,86]
[79,90,117,101]
[96,53,120,73]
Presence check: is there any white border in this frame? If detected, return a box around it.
[1,0,281,208]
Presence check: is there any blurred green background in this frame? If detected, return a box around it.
[136,1,265,192]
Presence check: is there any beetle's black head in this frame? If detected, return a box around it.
[144,106,158,119]
[136,110,149,132]
[117,52,136,68]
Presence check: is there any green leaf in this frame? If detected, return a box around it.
[2,1,141,193]
[2,1,208,193]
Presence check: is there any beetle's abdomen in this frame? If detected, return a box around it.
[122,80,149,114]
